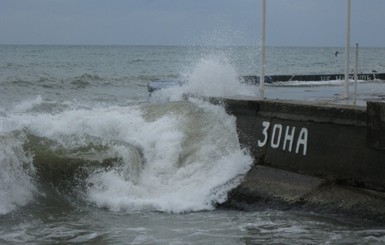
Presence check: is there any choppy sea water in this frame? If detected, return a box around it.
[1,45,385,244]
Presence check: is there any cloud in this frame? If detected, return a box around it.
[0,0,384,47]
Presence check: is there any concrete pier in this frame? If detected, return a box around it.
[215,97,385,219]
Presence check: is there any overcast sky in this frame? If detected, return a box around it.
[1,0,384,47]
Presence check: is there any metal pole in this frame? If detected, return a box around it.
[353,43,358,105]
[344,0,351,99]
[259,0,266,99]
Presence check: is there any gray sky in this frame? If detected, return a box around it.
[1,0,384,47]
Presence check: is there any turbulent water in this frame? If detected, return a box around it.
[1,45,385,244]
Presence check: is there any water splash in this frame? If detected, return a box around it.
[150,54,259,102]
[183,55,257,97]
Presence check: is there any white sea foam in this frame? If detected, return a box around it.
[85,100,252,213]
[0,135,36,215]
[12,95,43,113]
[1,96,252,214]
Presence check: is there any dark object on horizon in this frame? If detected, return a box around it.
[242,72,385,84]
[335,51,339,57]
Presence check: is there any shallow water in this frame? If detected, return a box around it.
[3,204,385,244]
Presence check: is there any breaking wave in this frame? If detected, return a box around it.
[0,96,252,214]
[0,133,36,215]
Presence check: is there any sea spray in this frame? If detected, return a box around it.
[149,54,259,102]
[184,55,258,96]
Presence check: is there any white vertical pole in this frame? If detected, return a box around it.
[344,0,351,99]
[353,42,358,105]
[259,0,266,99]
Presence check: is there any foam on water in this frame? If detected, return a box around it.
[85,99,252,213]
[12,95,44,113]
[0,95,252,214]
[0,133,36,215]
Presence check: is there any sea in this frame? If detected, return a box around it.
[1,45,385,244]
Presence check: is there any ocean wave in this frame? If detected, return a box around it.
[11,95,71,114]
[70,73,104,88]
[4,76,61,89]
[4,73,105,90]
[0,132,36,215]
[85,100,252,213]
[0,99,252,214]
[23,132,133,192]
[7,78,35,87]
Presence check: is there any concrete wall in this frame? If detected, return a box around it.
[367,101,385,150]
[217,97,385,218]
